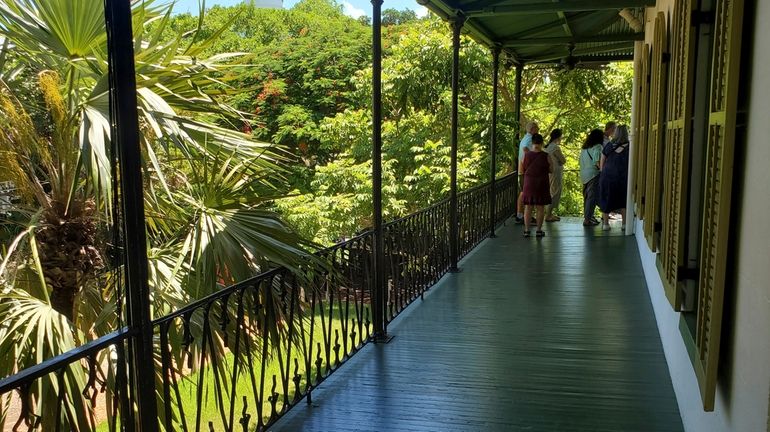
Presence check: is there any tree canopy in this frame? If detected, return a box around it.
[153,0,632,244]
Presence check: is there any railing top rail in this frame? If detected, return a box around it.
[384,197,450,228]
[151,266,285,326]
[383,172,515,228]
[460,172,516,195]
[0,328,130,393]
[317,229,374,253]
[152,230,381,326]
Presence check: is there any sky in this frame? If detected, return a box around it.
[172,0,429,19]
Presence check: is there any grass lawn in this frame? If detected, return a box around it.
[97,303,370,432]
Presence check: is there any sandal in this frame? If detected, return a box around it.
[523,230,531,238]
[536,230,545,237]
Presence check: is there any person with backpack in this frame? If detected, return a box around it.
[599,125,631,231]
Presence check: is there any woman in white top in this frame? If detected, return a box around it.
[544,129,566,222]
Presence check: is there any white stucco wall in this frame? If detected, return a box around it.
[635,1,770,431]
[728,0,770,428]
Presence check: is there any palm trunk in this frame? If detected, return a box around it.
[38,199,103,321]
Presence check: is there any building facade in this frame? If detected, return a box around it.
[631,0,770,430]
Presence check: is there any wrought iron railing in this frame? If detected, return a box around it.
[0,330,131,431]
[458,173,516,258]
[0,173,516,431]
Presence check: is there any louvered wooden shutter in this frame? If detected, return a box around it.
[633,44,651,215]
[694,0,745,412]
[660,0,696,309]
[643,12,669,251]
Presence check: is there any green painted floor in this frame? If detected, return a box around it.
[270,219,684,431]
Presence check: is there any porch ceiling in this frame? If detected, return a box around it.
[418,0,651,65]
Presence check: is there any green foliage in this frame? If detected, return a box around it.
[277,19,494,244]
[276,156,406,244]
[170,0,373,167]
[382,8,418,26]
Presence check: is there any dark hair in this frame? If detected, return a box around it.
[548,129,562,144]
[531,133,544,145]
[582,129,604,149]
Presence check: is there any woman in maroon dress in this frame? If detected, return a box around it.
[521,134,553,237]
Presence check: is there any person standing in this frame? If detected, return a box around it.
[515,121,539,224]
[580,129,604,227]
[521,134,552,237]
[599,125,631,231]
[603,121,617,145]
[544,129,566,222]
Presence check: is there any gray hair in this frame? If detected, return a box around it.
[614,124,630,144]
[525,121,538,133]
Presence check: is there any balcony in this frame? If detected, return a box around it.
[270,220,683,432]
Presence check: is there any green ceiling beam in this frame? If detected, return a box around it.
[520,41,633,63]
[554,0,574,37]
[572,41,635,56]
[464,0,655,18]
[502,32,644,46]
[582,10,624,35]
[501,11,595,40]
[573,54,634,62]
[558,11,573,36]
[526,54,634,64]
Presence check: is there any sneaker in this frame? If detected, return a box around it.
[515,216,524,225]
[523,230,531,238]
[535,230,545,237]
[602,223,611,231]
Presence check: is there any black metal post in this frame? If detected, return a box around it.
[371,0,389,342]
[489,47,501,238]
[449,16,465,273]
[104,0,158,430]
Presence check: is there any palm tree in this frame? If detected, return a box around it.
[0,0,316,428]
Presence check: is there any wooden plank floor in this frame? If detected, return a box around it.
[270,218,684,431]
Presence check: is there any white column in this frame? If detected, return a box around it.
[625,41,642,236]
